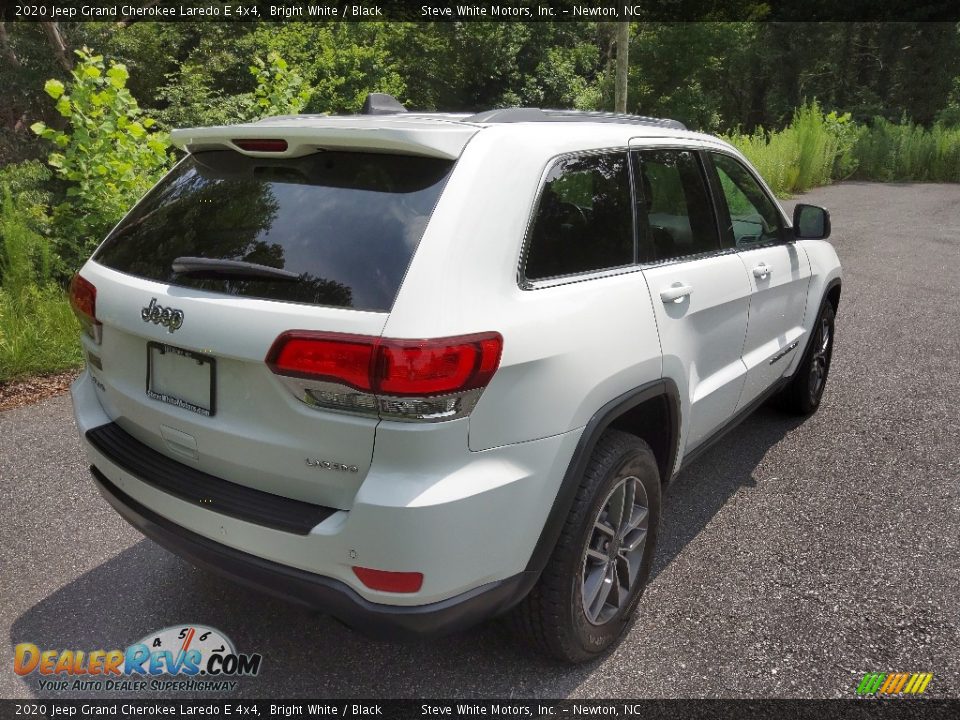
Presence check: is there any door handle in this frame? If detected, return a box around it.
[753,263,772,278]
[660,283,693,303]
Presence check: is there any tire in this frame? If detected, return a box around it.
[777,300,836,415]
[512,430,661,663]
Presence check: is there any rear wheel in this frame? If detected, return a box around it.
[512,430,661,663]
[777,300,835,415]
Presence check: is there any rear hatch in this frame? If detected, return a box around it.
[81,140,457,510]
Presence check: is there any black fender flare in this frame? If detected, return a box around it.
[823,277,842,314]
[524,378,681,575]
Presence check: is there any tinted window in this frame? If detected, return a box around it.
[524,153,633,281]
[94,151,454,311]
[632,149,719,262]
[710,153,783,247]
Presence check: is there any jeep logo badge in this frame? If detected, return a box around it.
[141,298,184,333]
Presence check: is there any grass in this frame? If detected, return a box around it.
[0,187,82,385]
[0,286,83,384]
[724,102,844,197]
[853,119,960,182]
[725,103,960,196]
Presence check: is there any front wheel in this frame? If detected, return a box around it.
[778,300,835,415]
[512,430,661,663]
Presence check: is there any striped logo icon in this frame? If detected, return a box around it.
[856,672,933,695]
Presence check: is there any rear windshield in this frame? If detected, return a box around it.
[94,150,454,311]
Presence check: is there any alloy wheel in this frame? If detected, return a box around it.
[809,314,832,404]
[581,475,649,625]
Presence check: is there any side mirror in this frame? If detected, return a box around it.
[793,204,831,240]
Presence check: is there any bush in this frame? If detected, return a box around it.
[853,118,960,182]
[724,102,850,197]
[0,190,51,294]
[246,51,314,119]
[31,48,172,265]
[157,50,314,127]
[0,190,81,383]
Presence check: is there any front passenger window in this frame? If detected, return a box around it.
[710,153,784,247]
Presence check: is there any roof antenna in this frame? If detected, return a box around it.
[362,93,408,115]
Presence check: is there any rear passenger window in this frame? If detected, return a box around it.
[632,149,719,262]
[524,153,633,281]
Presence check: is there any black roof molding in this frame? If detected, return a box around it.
[362,93,408,115]
[464,108,686,130]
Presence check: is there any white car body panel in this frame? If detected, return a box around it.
[642,255,751,457]
[734,241,812,411]
[70,111,842,617]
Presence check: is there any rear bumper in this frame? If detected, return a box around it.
[72,368,582,634]
[91,465,535,639]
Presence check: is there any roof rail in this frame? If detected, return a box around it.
[464,108,686,130]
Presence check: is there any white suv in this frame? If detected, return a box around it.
[70,95,841,663]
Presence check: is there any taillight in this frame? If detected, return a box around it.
[378,335,502,395]
[232,138,288,152]
[352,567,424,593]
[266,331,503,421]
[69,274,101,344]
[268,333,376,391]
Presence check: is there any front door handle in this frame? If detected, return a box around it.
[753,263,772,278]
[660,283,693,303]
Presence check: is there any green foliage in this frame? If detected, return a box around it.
[1,21,959,385]
[252,24,406,114]
[934,76,960,127]
[0,190,51,295]
[0,285,83,383]
[824,111,862,179]
[246,51,314,119]
[727,102,960,195]
[726,102,858,197]
[0,160,54,237]
[0,190,81,382]
[30,48,172,262]
[853,118,960,182]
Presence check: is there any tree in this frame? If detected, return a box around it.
[30,48,171,265]
[614,22,628,113]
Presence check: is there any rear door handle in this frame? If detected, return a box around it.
[753,263,772,278]
[660,283,693,303]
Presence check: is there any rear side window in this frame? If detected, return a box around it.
[94,150,454,311]
[524,152,633,281]
[632,149,719,262]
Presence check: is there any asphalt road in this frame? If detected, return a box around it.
[1,182,958,700]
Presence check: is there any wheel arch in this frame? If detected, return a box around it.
[524,378,680,575]
[825,277,842,315]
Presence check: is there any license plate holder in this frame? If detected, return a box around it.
[146,342,216,417]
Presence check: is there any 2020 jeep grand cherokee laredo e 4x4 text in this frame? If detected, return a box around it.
[70,96,841,663]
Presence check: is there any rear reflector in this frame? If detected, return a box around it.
[69,274,101,344]
[352,567,424,593]
[232,138,288,152]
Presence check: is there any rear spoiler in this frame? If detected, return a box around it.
[171,120,478,160]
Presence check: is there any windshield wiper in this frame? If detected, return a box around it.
[171,257,300,281]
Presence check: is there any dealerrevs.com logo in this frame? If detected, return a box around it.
[14,625,262,693]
